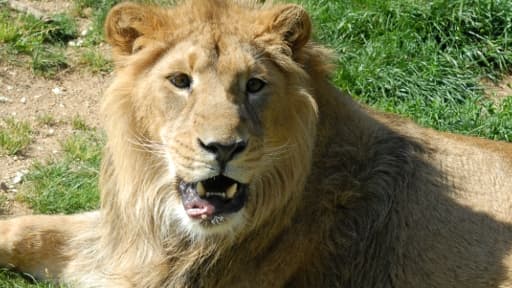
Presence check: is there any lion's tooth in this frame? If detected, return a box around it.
[206,192,226,198]
[197,182,206,197]
[226,183,238,199]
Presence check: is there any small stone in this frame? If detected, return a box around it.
[52,87,63,95]
[69,39,84,47]
[20,97,26,104]
[12,171,26,185]
[12,176,22,184]
[0,96,11,103]
[6,85,13,90]
[48,128,55,136]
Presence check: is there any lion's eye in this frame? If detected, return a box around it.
[168,73,192,89]
[246,78,266,94]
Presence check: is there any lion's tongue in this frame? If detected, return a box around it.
[184,198,215,219]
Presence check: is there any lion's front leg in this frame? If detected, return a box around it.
[0,212,98,281]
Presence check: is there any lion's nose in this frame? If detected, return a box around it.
[198,139,248,168]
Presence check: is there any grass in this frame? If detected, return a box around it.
[0,269,56,288]
[299,0,512,141]
[71,115,90,131]
[0,129,101,286]
[73,0,118,45]
[19,130,102,215]
[36,114,57,127]
[0,0,115,75]
[0,5,77,76]
[0,118,32,156]
[0,0,176,75]
[77,48,112,73]
[1,0,512,286]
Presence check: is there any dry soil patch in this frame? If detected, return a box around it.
[0,64,110,216]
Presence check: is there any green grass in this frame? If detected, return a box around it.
[70,115,90,131]
[0,130,101,286]
[0,6,77,76]
[0,269,56,288]
[31,48,68,76]
[19,130,102,214]
[78,48,112,73]
[299,0,512,141]
[36,114,57,127]
[75,0,119,45]
[0,118,32,156]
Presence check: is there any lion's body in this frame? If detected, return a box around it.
[1,1,512,287]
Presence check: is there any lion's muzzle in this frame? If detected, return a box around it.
[178,175,248,220]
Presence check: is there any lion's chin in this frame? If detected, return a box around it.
[178,175,248,223]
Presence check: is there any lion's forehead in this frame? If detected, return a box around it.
[153,38,266,85]
[168,1,262,39]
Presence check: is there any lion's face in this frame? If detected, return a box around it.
[103,1,318,237]
[144,37,283,233]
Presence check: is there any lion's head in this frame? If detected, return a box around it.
[100,0,332,240]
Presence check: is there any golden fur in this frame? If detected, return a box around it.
[1,1,512,287]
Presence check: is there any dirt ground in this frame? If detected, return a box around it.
[8,0,74,17]
[0,0,112,216]
[482,75,512,103]
[0,64,110,215]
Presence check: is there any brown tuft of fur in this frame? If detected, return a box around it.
[1,1,512,287]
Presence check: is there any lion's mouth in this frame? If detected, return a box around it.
[178,175,248,220]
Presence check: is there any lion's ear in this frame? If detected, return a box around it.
[104,2,164,56]
[267,4,312,52]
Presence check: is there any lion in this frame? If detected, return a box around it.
[1,0,512,287]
